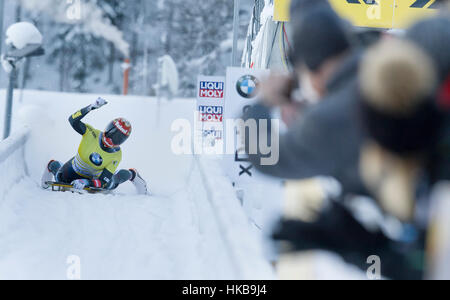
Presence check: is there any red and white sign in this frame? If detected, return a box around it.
[196,76,226,154]
[198,105,223,122]
[199,81,225,99]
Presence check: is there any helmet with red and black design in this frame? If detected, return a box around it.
[103,118,132,148]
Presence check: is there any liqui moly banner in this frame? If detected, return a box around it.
[197,76,226,103]
[199,81,225,99]
[198,105,224,122]
[196,76,226,153]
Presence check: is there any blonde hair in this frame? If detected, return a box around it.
[360,38,437,116]
[360,143,421,221]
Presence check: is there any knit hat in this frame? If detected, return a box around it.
[290,0,331,19]
[291,5,351,70]
[359,38,442,154]
[406,16,450,83]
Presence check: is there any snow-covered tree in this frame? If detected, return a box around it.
[3,0,250,97]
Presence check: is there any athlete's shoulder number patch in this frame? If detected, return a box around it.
[72,111,82,119]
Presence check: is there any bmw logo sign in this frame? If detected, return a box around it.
[236,75,259,99]
[90,153,103,166]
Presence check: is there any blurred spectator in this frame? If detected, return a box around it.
[290,0,331,18]
[359,38,441,222]
[260,0,333,126]
[245,5,366,195]
[403,9,450,279]
[274,38,441,280]
[245,0,450,280]
[406,16,450,183]
[407,17,450,84]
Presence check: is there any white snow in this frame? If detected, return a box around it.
[5,22,43,50]
[0,89,274,280]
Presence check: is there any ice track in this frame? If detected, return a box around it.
[0,90,274,280]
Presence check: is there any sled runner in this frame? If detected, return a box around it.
[45,181,112,195]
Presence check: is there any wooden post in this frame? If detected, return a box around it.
[123,58,130,95]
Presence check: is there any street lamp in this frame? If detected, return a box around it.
[2,22,45,139]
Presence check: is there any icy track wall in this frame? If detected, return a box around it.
[0,127,30,203]
[187,156,274,279]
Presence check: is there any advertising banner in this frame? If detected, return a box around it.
[224,67,270,184]
[224,67,283,229]
[196,76,226,153]
[274,0,438,29]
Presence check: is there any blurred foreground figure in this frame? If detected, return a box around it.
[404,13,450,279]
[275,37,446,280]
[259,0,334,126]
[245,5,367,195]
[406,16,450,182]
[359,39,441,221]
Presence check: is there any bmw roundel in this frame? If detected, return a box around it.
[90,153,103,166]
[236,75,259,99]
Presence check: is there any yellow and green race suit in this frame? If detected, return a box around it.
[73,124,122,178]
[68,105,122,188]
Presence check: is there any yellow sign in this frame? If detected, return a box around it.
[329,0,437,29]
[274,0,292,22]
[393,0,438,28]
[274,0,438,29]
[330,0,395,28]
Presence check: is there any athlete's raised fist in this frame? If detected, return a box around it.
[91,97,108,110]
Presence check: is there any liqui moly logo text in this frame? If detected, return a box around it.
[199,81,225,99]
[203,129,223,140]
[199,106,223,122]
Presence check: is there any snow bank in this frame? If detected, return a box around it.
[0,127,29,204]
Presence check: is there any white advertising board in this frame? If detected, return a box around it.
[223,67,283,236]
[223,67,271,184]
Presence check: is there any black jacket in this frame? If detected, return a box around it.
[245,53,366,194]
